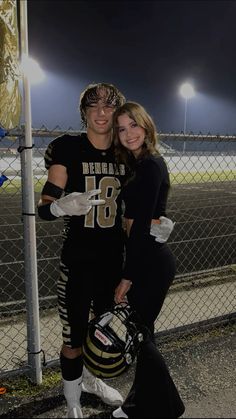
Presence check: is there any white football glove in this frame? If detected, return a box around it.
[150,216,175,243]
[50,189,105,217]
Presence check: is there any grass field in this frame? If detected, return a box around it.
[1,169,235,194]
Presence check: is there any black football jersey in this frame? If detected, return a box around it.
[44,133,126,246]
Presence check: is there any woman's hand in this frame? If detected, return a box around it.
[150,216,175,243]
[114,279,132,304]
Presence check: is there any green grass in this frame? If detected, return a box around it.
[0,178,45,194]
[170,170,235,184]
[1,367,61,398]
[1,170,235,196]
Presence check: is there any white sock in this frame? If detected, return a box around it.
[63,376,82,407]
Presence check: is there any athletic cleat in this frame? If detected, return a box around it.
[66,405,83,418]
[111,407,129,418]
[82,367,123,406]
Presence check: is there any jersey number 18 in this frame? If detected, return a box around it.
[84,176,121,228]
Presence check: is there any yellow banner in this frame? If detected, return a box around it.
[0,0,21,129]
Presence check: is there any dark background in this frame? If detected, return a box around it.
[26,0,236,134]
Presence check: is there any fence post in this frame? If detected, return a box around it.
[19,0,42,384]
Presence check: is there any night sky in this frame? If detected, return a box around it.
[26,0,236,134]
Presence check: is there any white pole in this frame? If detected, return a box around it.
[180,82,195,153]
[19,0,42,384]
[183,97,188,153]
[184,97,188,134]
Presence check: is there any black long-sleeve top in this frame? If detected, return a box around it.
[121,154,170,282]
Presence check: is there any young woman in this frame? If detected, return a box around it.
[111,102,185,418]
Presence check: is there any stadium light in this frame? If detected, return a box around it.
[20,54,45,84]
[179,82,195,152]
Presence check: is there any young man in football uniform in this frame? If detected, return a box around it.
[38,82,126,418]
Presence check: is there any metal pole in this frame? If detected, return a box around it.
[19,0,42,384]
[183,97,187,153]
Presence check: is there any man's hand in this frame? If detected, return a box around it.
[50,189,105,217]
[150,216,175,243]
[114,279,132,305]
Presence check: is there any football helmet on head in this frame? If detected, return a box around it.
[82,304,144,379]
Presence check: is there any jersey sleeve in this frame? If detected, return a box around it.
[44,135,71,170]
[123,159,165,282]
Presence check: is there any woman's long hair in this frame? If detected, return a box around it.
[112,101,160,168]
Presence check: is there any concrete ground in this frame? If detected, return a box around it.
[0,322,235,418]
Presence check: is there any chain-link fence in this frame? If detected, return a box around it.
[0,128,235,381]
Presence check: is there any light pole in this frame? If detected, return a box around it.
[179,82,195,152]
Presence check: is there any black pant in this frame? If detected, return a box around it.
[128,243,176,335]
[123,337,185,418]
[58,242,123,348]
[123,244,185,417]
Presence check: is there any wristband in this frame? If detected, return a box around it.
[42,181,64,199]
[37,203,58,221]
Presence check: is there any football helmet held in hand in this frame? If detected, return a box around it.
[83,304,144,379]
